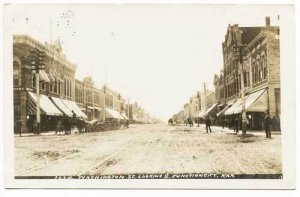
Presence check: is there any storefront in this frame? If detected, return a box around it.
[224,88,269,130]
[26,91,63,132]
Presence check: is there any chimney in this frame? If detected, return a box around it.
[265,16,271,27]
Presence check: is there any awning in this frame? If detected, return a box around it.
[132,115,140,121]
[50,96,73,117]
[217,105,229,117]
[60,99,88,119]
[33,70,50,83]
[105,108,124,119]
[47,73,55,82]
[86,105,93,110]
[234,89,268,114]
[94,106,102,111]
[206,103,219,116]
[27,92,63,116]
[198,109,207,118]
[193,111,201,118]
[224,98,243,115]
[226,99,236,106]
[121,112,129,120]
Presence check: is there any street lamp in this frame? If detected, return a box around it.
[27,48,46,134]
[233,42,248,135]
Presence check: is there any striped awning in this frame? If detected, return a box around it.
[50,96,73,117]
[27,92,63,116]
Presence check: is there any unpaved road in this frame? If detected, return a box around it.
[14,124,282,176]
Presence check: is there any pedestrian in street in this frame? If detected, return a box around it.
[222,118,226,129]
[191,118,193,127]
[233,117,239,134]
[56,119,63,134]
[71,110,77,132]
[264,110,272,138]
[205,116,212,133]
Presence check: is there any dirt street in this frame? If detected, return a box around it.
[14,124,282,176]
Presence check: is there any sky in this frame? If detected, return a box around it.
[5,4,282,122]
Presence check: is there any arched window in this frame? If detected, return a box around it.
[13,60,21,86]
[32,74,36,88]
[69,80,72,97]
[53,78,57,93]
[261,51,267,80]
[66,78,69,97]
[58,80,61,95]
[252,59,256,84]
[64,78,67,96]
[256,56,261,82]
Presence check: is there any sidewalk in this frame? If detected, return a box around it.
[173,123,281,136]
[14,131,57,137]
[14,124,141,137]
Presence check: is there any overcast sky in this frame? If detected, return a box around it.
[6,4,282,121]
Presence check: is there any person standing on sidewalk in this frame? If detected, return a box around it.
[205,116,212,133]
[264,110,272,138]
[233,117,239,134]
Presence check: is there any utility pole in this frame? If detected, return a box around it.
[234,41,247,135]
[203,82,207,111]
[28,48,46,134]
[127,98,130,119]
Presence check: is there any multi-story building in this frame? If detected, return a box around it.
[216,17,280,130]
[13,35,86,133]
[189,94,201,118]
[13,34,143,133]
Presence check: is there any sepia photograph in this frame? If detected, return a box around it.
[2,2,296,189]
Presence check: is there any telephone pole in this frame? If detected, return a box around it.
[234,42,247,135]
[28,48,46,134]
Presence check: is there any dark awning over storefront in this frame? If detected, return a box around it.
[217,99,236,117]
[27,92,63,116]
[206,103,219,116]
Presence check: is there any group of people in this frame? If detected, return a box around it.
[182,110,273,138]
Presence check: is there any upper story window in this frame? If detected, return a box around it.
[13,61,21,86]
[261,52,267,80]
[32,74,36,88]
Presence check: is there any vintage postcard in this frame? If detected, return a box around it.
[2,3,295,189]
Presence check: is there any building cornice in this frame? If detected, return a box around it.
[13,34,77,71]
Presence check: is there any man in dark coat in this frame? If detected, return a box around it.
[205,116,212,133]
[264,110,272,138]
[233,117,239,134]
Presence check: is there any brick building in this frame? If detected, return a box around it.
[216,17,280,130]
[13,34,136,133]
[13,35,86,133]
